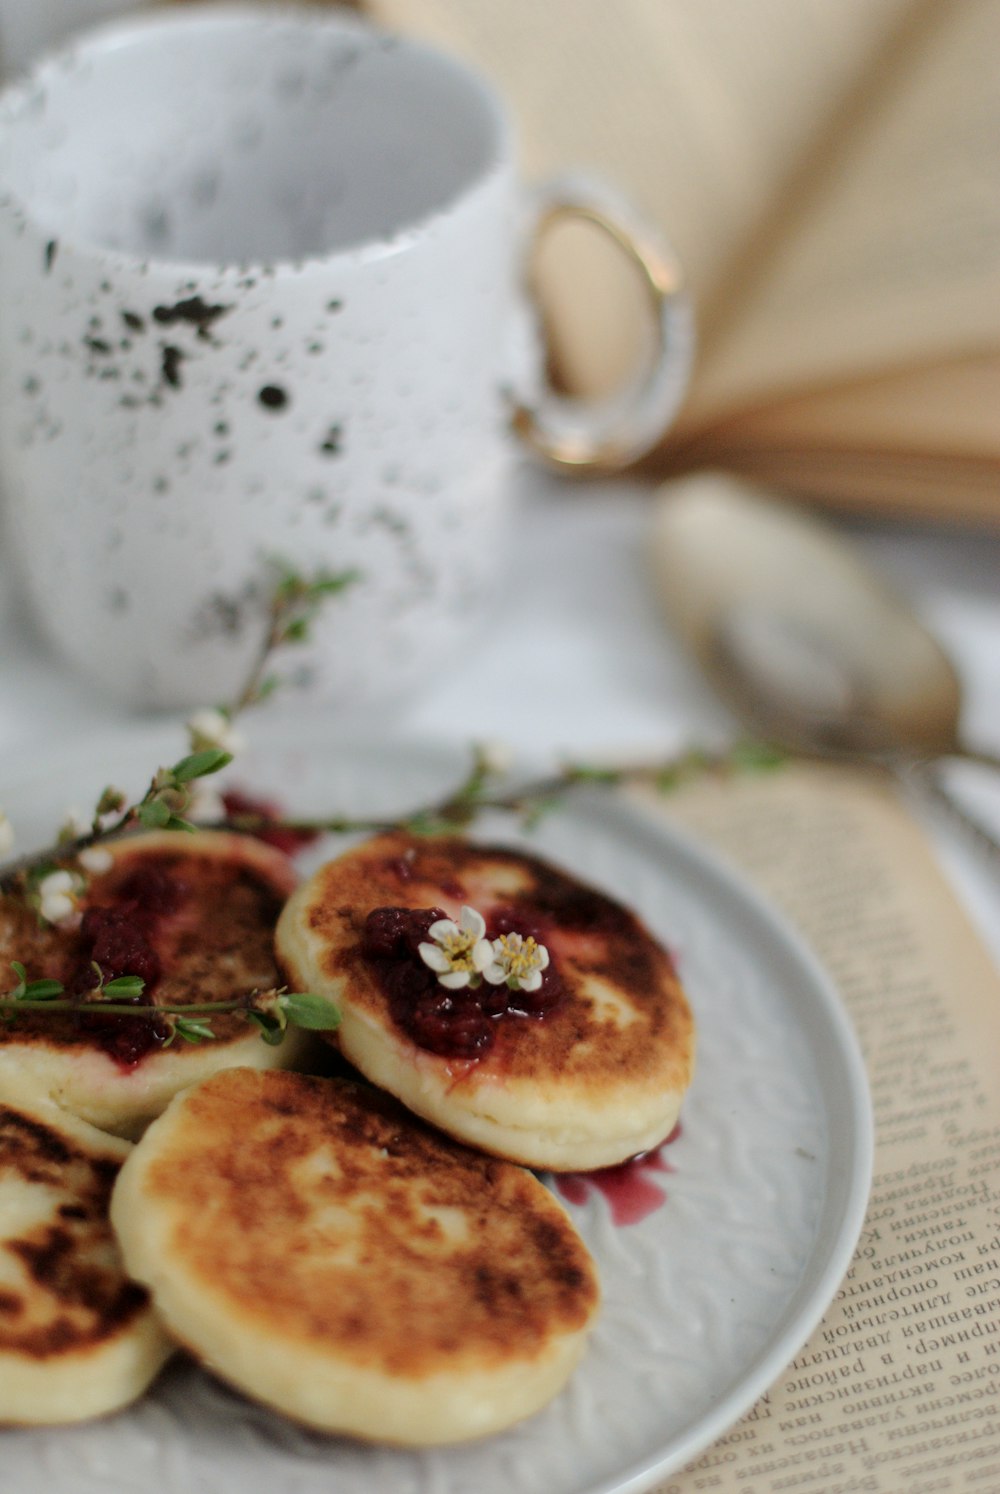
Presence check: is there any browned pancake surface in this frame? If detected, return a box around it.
[140,1068,597,1379]
[0,832,295,1063]
[0,1101,148,1358]
[302,832,691,1095]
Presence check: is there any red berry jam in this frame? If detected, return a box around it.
[76,904,161,989]
[70,865,189,1066]
[80,1005,172,1067]
[221,788,319,856]
[361,906,447,962]
[554,1123,682,1226]
[115,862,186,918]
[360,905,561,1060]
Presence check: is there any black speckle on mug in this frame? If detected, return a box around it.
[121,310,145,333]
[83,333,113,359]
[308,341,324,354]
[258,385,289,411]
[214,420,230,437]
[271,315,284,329]
[22,375,40,396]
[43,239,57,272]
[214,449,232,465]
[161,345,185,389]
[152,475,170,494]
[326,299,343,314]
[190,582,261,642]
[319,422,343,455]
[152,296,231,341]
[107,586,130,613]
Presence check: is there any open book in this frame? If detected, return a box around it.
[367,0,1000,527]
[646,761,1000,1492]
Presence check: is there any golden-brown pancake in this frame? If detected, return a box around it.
[276,832,695,1171]
[0,1073,173,1423]
[111,1068,599,1445]
[0,830,312,1137]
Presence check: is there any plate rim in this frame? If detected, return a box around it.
[0,724,874,1493]
[565,789,874,1491]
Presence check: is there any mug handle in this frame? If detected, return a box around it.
[511,173,694,472]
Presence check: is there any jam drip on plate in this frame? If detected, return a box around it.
[554,1124,683,1226]
[361,906,562,1060]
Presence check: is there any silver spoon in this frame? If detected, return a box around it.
[649,475,1000,849]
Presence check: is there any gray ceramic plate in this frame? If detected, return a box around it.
[0,724,873,1493]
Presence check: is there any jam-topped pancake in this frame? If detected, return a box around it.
[0,1074,173,1423]
[111,1068,600,1445]
[0,830,311,1137]
[276,832,695,1171]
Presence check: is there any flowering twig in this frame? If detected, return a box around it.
[230,560,361,715]
[1,963,340,1047]
[212,739,787,842]
[0,562,359,899]
[0,553,785,908]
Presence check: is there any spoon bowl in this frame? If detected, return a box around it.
[649,474,997,772]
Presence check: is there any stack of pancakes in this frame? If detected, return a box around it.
[0,825,695,1443]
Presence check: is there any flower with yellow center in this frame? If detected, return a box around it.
[418,906,493,990]
[482,931,550,993]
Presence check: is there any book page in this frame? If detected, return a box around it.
[683,0,1000,433]
[671,353,1000,525]
[689,354,1000,460]
[634,762,1000,1492]
[367,0,915,397]
[685,445,1000,529]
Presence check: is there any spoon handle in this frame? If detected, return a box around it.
[908,763,1000,865]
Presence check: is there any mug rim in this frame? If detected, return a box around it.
[0,0,515,277]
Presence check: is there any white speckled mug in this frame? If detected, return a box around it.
[0,4,691,710]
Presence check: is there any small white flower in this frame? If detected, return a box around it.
[482,930,550,992]
[37,868,85,927]
[477,740,513,776]
[0,810,14,859]
[59,807,90,843]
[186,707,245,758]
[418,905,493,990]
[78,846,114,875]
[188,781,226,824]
